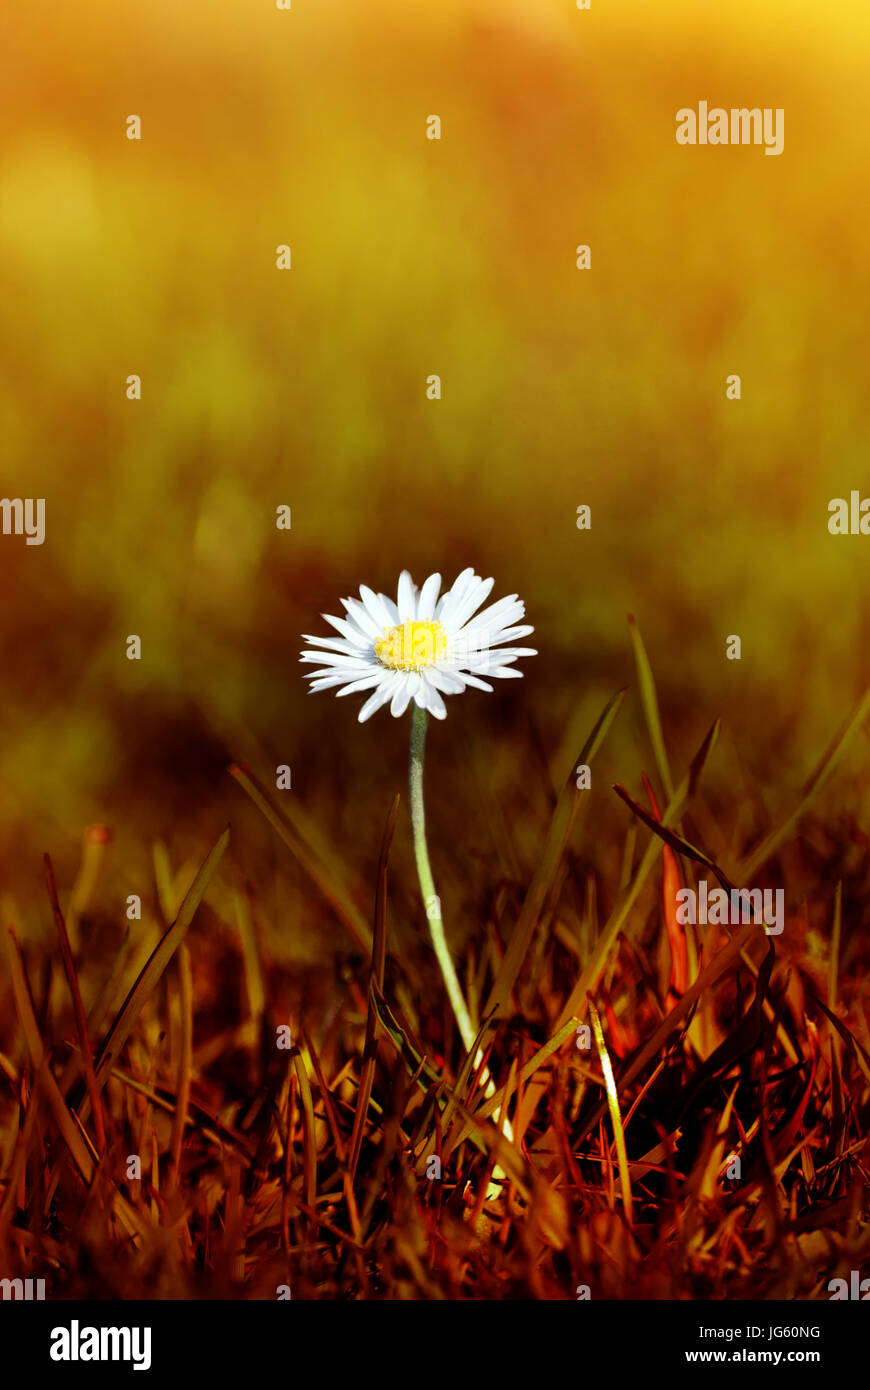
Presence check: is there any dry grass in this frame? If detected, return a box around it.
[1,622,869,1301]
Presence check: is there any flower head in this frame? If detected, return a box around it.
[300,568,536,721]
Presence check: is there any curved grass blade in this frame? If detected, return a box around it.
[92,826,230,1092]
[628,614,674,802]
[484,688,625,1020]
[589,996,634,1225]
[556,719,720,1031]
[740,685,870,878]
[349,794,399,1179]
[229,762,371,952]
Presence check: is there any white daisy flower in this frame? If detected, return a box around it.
[300,568,536,722]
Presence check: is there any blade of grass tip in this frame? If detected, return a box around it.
[153,840,178,923]
[613,783,736,894]
[90,826,230,1098]
[349,794,398,1180]
[4,925,147,1240]
[618,820,637,893]
[233,888,266,1030]
[578,917,760,1140]
[628,614,674,803]
[44,854,106,1153]
[293,1048,318,1236]
[229,762,372,953]
[302,1027,363,1244]
[613,780,800,1064]
[809,993,870,1087]
[641,775,687,996]
[588,996,634,1226]
[370,982,443,1091]
[167,942,193,1193]
[111,1068,256,1159]
[447,1014,579,1154]
[420,1009,498,1173]
[740,685,870,879]
[440,1084,532,1201]
[829,882,842,1013]
[555,719,720,1032]
[5,926,51,1077]
[66,825,113,953]
[484,688,625,1021]
[0,1066,44,1223]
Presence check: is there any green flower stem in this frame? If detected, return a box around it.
[409,704,476,1053]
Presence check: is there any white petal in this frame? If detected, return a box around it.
[424,684,447,719]
[489,624,535,643]
[484,646,537,659]
[396,571,416,621]
[303,668,370,682]
[340,597,382,638]
[359,585,394,629]
[425,667,466,694]
[358,674,401,722]
[334,673,386,696]
[323,613,371,647]
[416,572,441,621]
[458,648,536,672]
[447,576,495,630]
[377,592,400,624]
[456,672,493,692]
[308,673,355,691]
[390,679,414,717]
[300,652,377,667]
[436,567,475,620]
[458,595,524,641]
[301,634,363,656]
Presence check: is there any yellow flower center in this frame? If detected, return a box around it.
[375,620,447,671]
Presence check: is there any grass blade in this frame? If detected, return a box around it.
[628,614,674,802]
[92,826,230,1092]
[229,762,371,952]
[740,686,870,878]
[589,996,634,1225]
[556,720,720,1030]
[484,688,625,1020]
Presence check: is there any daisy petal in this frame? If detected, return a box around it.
[390,680,414,717]
[458,595,524,641]
[416,572,441,621]
[424,685,447,719]
[448,576,495,629]
[377,592,400,624]
[358,585,394,629]
[456,672,493,692]
[425,667,466,694]
[308,673,356,691]
[301,634,364,656]
[359,675,401,723]
[323,613,371,647]
[396,570,416,621]
[300,652,376,667]
[340,597,382,638]
[436,567,475,621]
[334,673,385,696]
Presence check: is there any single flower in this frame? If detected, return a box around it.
[300,567,536,721]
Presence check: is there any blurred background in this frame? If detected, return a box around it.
[1,0,870,971]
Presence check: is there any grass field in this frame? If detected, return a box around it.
[2,614,869,1298]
